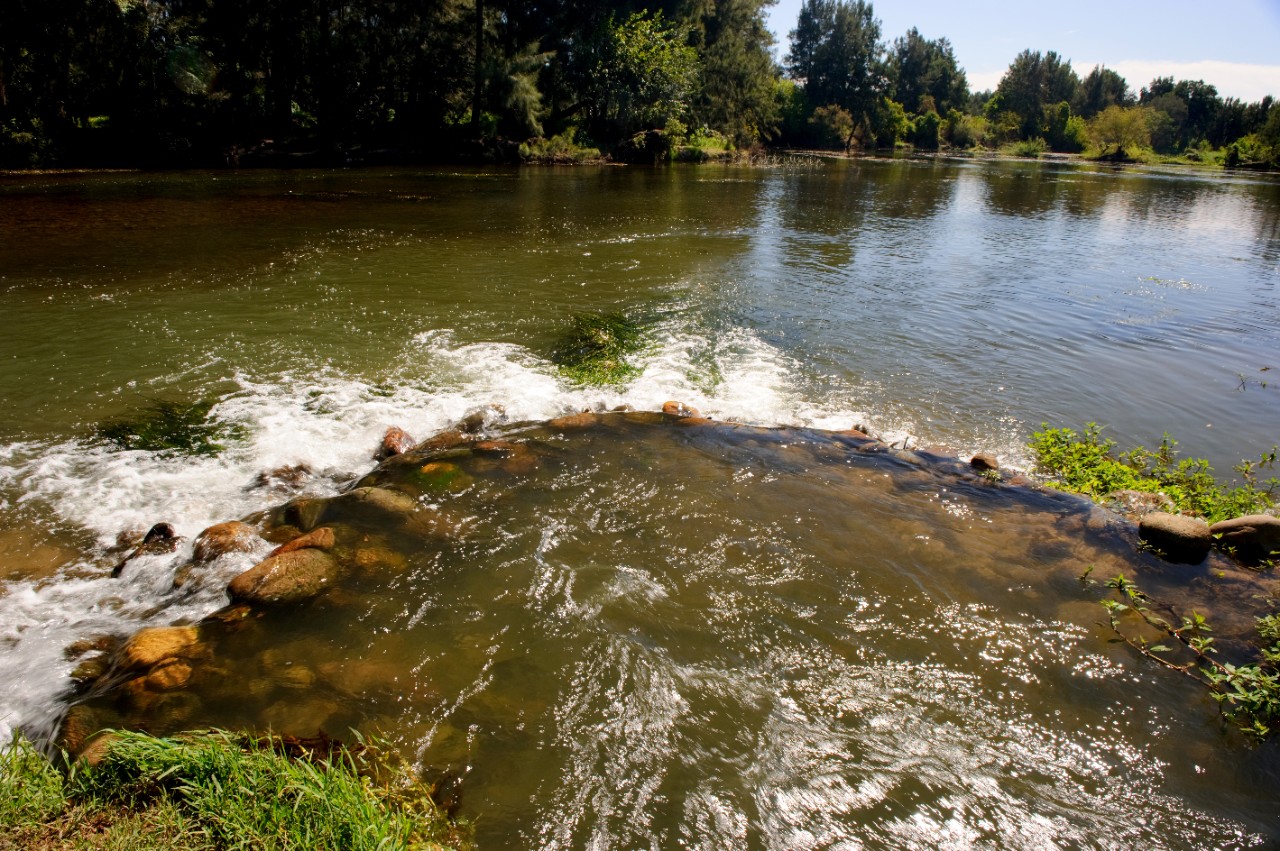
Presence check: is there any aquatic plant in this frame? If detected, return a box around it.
[1029,423,1277,524]
[1098,574,1280,740]
[96,399,245,457]
[549,312,650,386]
[1,729,468,850]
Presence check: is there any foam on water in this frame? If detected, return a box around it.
[0,325,910,744]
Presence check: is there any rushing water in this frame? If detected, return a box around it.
[1,160,1279,847]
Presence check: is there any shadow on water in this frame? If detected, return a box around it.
[63,414,1280,848]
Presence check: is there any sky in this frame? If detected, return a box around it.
[763,0,1280,102]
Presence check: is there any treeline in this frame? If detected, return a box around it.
[1,0,1277,167]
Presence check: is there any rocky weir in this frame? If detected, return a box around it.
[50,407,1280,845]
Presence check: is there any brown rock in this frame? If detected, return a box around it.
[1138,512,1212,564]
[353,547,409,572]
[64,635,119,660]
[70,656,110,686]
[253,464,314,490]
[318,660,403,696]
[417,429,469,453]
[662,400,701,418]
[282,498,327,532]
[1210,514,1280,564]
[328,487,420,524]
[474,439,525,458]
[970,453,999,472]
[192,521,261,563]
[228,548,342,605]
[549,411,598,430]
[145,659,193,691]
[59,705,103,756]
[119,626,201,670]
[375,426,416,461]
[78,732,120,767]
[268,526,336,558]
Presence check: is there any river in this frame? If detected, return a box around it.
[1,159,1278,848]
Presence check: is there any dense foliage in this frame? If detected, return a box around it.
[1029,423,1278,525]
[1,0,1276,165]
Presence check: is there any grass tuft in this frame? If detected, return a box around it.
[549,312,650,386]
[1,729,468,851]
[95,399,245,457]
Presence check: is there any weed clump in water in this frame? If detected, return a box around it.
[549,312,649,386]
[95,399,245,456]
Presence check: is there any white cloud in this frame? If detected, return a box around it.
[970,60,1280,102]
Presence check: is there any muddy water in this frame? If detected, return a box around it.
[69,416,1280,848]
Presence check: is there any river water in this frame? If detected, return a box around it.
[1,160,1278,847]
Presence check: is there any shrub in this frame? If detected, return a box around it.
[1009,137,1047,158]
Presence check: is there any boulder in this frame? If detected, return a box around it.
[228,548,342,606]
[662,400,700,418]
[145,659,194,692]
[330,486,419,523]
[1138,512,1211,564]
[252,464,313,491]
[192,521,261,563]
[112,522,180,577]
[1209,514,1280,564]
[267,526,336,558]
[969,453,999,472]
[375,426,416,461]
[119,626,201,670]
[549,411,598,430]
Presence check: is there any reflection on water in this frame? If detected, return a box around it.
[0,161,1278,847]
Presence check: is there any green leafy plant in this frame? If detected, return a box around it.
[549,312,650,386]
[96,399,246,457]
[1100,576,1280,740]
[1029,423,1277,524]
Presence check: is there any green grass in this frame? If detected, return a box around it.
[1,730,467,850]
[96,399,245,457]
[1029,423,1277,524]
[549,311,650,386]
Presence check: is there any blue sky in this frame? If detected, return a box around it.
[764,0,1280,101]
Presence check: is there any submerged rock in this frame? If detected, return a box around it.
[1104,490,1176,521]
[267,526,336,558]
[375,426,416,461]
[112,522,180,577]
[1210,514,1280,565]
[252,463,314,491]
[228,548,342,605]
[119,625,202,670]
[549,411,598,430]
[192,521,261,563]
[1138,512,1211,564]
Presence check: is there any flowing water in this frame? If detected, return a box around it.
[1,160,1279,847]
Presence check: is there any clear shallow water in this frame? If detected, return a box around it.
[1,161,1279,847]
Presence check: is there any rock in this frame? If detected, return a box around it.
[110,528,145,553]
[228,548,342,605]
[317,660,403,696]
[78,732,120,767]
[330,486,419,523]
[459,405,505,433]
[112,522,181,577]
[119,626,201,670]
[70,655,111,686]
[549,411,598,430]
[375,426,416,461]
[474,439,525,458]
[1104,489,1175,520]
[417,429,469,453]
[268,526,336,558]
[970,453,999,472]
[662,400,700,418]
[192,521,261,563]
[59,705,106,757]
[145,659,193,691]
[282,498,327,532]
[253,464,313,490]
[1138,512,1211,564]
[1210,514,1280,564]
[64,635,119,660]
[352,546,409,573]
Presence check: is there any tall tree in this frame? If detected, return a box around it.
[689,0,780,146]
[785,0,886,144]
[1073,65,1131,118]
[887,27,967,116]
[989,49,1079,139]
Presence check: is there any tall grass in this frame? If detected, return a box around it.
[1,729,467,850]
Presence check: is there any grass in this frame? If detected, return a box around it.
[549,311,650,386]
[1028,423,1277,525]
[96,399,245,457]
[1005,137,1047,158]
[518,131,602,164]
[1,730,468,850]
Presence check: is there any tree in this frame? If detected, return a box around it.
[785,0,886,146]
[1088,104,1149,157]
[690,0,781,146]
[887,27,967,117]
[989,49,1079,139]
[1073,65,1131,118]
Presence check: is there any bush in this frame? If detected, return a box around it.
[1009,137,1047,158]
[809,104,854,150]
[1029,423,1278,524]
[909,110,941,150]
[518,129,602,164]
